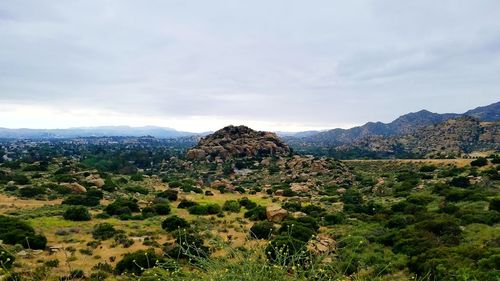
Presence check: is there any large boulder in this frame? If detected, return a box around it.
[62,182,87,193]
[266,205,288,222]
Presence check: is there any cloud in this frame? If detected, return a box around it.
[0,0,499,131]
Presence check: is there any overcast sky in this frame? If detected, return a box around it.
[0,1,499,132]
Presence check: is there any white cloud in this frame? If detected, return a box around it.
[0,0,499,131]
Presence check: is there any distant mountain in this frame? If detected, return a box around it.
[286,101,500,158]
[276,131,321,138]
[288,101,498,147]
[463,101,500,121]
[0,126,203,139]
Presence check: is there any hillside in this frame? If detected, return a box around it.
[347,117,500,158]
[287,101,500,158]
[293,102,500,147]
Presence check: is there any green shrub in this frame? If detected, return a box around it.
[130,173,144,181]
[223,200,241,213]
[152,202,171,215]
[62,194,100,207]
[92,223,117,240]
[301,204,326,217]
[278,222,315,242]
[188,203,221,215]
[18,186,46,198]
[420,165,437,172]
[115,250,166,275]
[323,212,346,225]
[282,201,302,212]
[450,176,470,187]
[0,215,47,249]
[244,206,267,221]
[177,199,198,209]
[63,206,91,221]
[471,157,488,167]
[266,236,307,264]
[162,215,190,232]
[238,197,257,210]
[104,198,140,216]
[125,185,149,195]
[250,221,274,239]
[156,190,178,201]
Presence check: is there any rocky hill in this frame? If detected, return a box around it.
[338,117,500,158]
[187,125,291,161]
[289,101,499,147]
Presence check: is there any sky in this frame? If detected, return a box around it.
[0,1,499,132]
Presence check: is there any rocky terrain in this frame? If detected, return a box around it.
[287,101,500,158]
[187,125,291,162]
[334,117,499,158]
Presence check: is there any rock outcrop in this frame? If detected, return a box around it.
[187,125,290,162]
[266,205,288,222]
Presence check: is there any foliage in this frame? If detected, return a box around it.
[250,221,275,239]
[162,215,190,232]
[0,215,47,249]
[92,223,117,240]
[104,198,140,216]
[115,249,166,275]
[63,206,91,221]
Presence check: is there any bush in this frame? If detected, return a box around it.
[265,236,307,264]
[18,186,46,198]
[323,212,346,225]
[162,215,190,232]
[0,215,47,249]
[105,198,140,216]
[177,199,198,209]
[244,206,267,221]
[62,194,101,207]
[278,222,315,242]
[92,223,117,240]
[223,200,241,213]
[115,250,165,275]
[282,201,302,212]
[125,185,149,195]
[130,173,144,181]
[156,190,178,201]
[250,221,275,239]
[450,176,470,188]
[188,203,221,215]
[152,202,171,215]
[63,206,91,221]
[471,157,488,167]
[420,165,437,172]
[238,197,257,210]
[301,204,326,217]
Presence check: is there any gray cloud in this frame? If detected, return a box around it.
[0,0,499,130]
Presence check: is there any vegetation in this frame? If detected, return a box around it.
[0,136,498,280]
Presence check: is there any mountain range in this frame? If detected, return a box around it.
[0,126,202,139]
[285,101,500,158]
[0,101,498,158]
